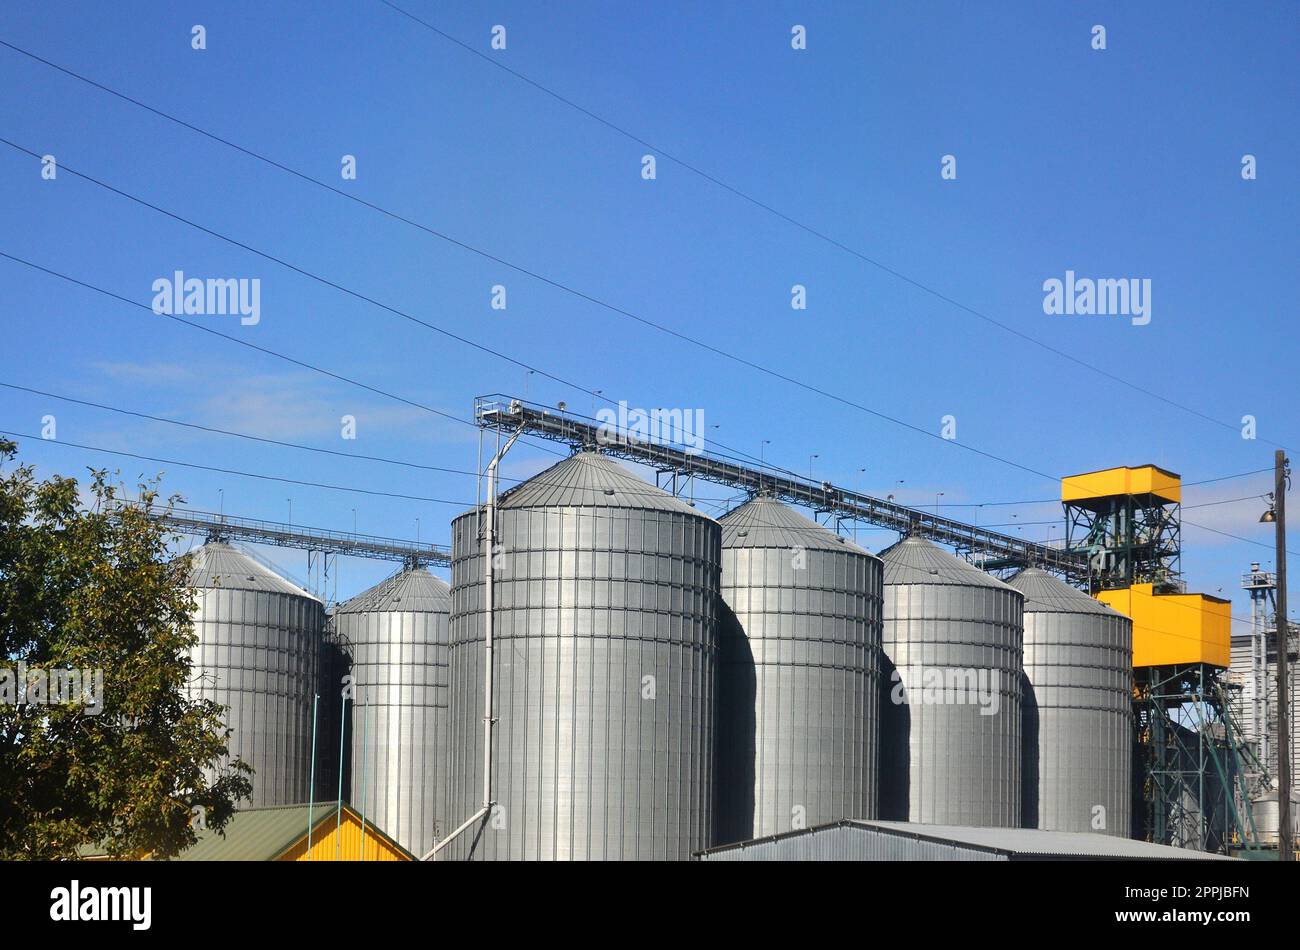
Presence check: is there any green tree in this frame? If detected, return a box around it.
[0,438,251,859]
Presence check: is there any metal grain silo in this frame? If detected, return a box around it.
[444,451,721,860]
[1251,790,1299,849]
[715,495,883,844]
[1007,568,1132,837]
[879,536,1023,827]
[186,542,324,807]
[333,567,450,858]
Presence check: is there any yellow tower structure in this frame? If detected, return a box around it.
[1061,465,1246,852]
[1061,464,1230,667]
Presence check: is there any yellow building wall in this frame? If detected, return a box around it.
[279,809,412,862]
[1061,465,1181,504]
[1097,584,1230,668]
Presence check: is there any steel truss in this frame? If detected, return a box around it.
[123,505,450,568]
[1065,492,1182,594]
[475,395,1089,579]
[1134,663,1262,853]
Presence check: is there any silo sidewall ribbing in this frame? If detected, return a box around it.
[445,501,720,860]
[189,583,323,808]
[880,547,1023,827]
[716,537,883,843]
[1021,605,1132,837]
[335,576,449,859]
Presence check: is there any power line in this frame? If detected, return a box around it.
[2,253,1284,552]
[370,4,1293,455]
[4,45,1279,497]
[0,138,610,411]
[0,42,1098,487]
[0,250,564,463]
[0,38,803,480]
[0,379,740,507]
[0,428,473,506]
[1183,517,1298,560]
[1183,494,1273,511]
[0,136,1061,486]
[0,380,480,476]
[5,36,1288,589]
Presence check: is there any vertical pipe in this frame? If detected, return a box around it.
[359,699,369,861]
[336,693,348,860]
[1274,450,1292,860]
[307,693,319,859]
[419,423,518,862]
[484,426,497,815]
[483,427,522,818]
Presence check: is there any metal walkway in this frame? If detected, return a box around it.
[133,507,450,567]
[475,395,1088,580]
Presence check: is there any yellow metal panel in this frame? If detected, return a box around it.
[278,807,414,861]
[1096,584,1230,668]
[1061,465,1181,504]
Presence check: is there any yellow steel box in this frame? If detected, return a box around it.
[1096,583,1230,668]
[1061,465,1182,506]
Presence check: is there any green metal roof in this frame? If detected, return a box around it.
[75,801,413,861]
[174,801,340,861]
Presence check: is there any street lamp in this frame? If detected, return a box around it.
[1261,494,1277,523]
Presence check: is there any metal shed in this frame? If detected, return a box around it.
[695,819,1236,861]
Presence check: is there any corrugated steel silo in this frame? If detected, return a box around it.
[333,567,450,858]
[1251,790,1299,848]
[186,542,324,807]
[444,451,721,860]
[879,536,1023,827]
[715,495,883,843]
[1007,568,1132,837]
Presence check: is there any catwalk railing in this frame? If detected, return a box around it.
[475,395,1089,580]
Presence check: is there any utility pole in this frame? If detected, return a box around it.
[1274,450,1292,860]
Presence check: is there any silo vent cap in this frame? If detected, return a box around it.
[603,488,616,496]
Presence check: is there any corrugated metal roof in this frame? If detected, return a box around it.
[849,820,1236,859]
[77,802,414,861]
[879,536,1016,590]
[333,567,450,614]
[185,542,318,599]
[495,451,706,517]
[719,495,872,554]
[174,802,339,861]
[1007,567,1120,616]
[697,819,1236,860]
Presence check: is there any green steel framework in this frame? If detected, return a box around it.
[1063,489,1182,595]
[1133,664,1261,852]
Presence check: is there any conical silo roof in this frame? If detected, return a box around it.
[495,451,705,517]
[878,536,1015,590]
[719,495,870,554]
[1007,567,1121,616]
[334,567,451,614]
[185,541,318,599]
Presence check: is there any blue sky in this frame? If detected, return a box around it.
[1,1,1295,626]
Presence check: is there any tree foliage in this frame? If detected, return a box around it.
[0,438,251,859]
